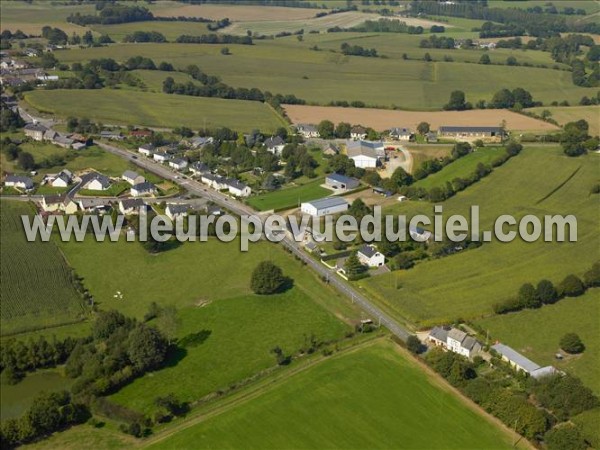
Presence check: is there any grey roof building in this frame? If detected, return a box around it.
[491,343,540,374]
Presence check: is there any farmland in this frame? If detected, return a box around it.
[0,201,85,336]
[284,105,560,132]
[476,290,600,395]
[149,3,319,22]
[23,90,284,133]
[358,146,600,325]
[247,178,331,212]
[148,341,516,450]
[526,106,600,136]
[90,21,211,42]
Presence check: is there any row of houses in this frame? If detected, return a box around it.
[296,124,414,141]
[24,123,88,150]
[200,172,251,197]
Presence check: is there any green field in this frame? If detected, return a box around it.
[56,237,359,413]
[148,341,515,450]
[358,147,600,325]
[526,105,600,137]
[412,146,504,190]
[247,178,331,211]
[24,89,284,133]
[54,41,599,110]
[0,0,94,34]
[131,69,199,93]
[91,21,211,42]
[0,201,85,335]
[476,290,600,394]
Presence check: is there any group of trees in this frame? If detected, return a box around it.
[123,31,167,43]
[444,90,472,111]
[494,262,599,314]
[41,26,68,45]
[0,101,25,132]
[250,261,289,294]
[340,43,378,57]
[346,18,424,34]
[281,144,318,179]
[175,34,253,45]
[316,120,377,140]
[419,35,455,49]
[444,88,538,111]
[67,4,154,26]
[560,120,598,156]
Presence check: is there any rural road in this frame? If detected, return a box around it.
[98,141,412,342]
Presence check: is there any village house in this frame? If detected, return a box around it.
[357,244,385,267]
[53,135,75,149]
[78,198,112,214]
[169,158,188,171]
[438,126,506,142]
[100,130,123,140]
[122,170,145,186]
[24,123,47,141]
[50,169,73,188]
[346,140,385,169]
[40,194,78,214]
[226,179,251,197]
[201,173,229,190]
[130,181,157,197]
[389,127,414,141]
[44,129,58,141]
[350,125,367,140]
[264,136,285,156]
[301,197,349,217]
[428,326,482,359]
[80,172,111,191]
[138,144,155,156]
[165,203,189,221]
[118,198,146,215]
[153,152,171,163]
[190,136,214,149]
[325,173,360,192]
[322,142,339,156]
[4,175,34,191]
[130,129,153,139]
[189,162,209,176]
[296,124,319,138]
[491,343,559,379]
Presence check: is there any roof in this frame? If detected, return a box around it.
[171,158,187,166]
[5,174,33,186]
[351,125,366,134]
[78,198,111,209]
[190,162,209,173]
[100,130,121,137]
[166,203,188,215]
[346,140,384,159]
[154,152,171,159]
[139,144,155,150]
[303,197,349,210]
[24,123,47,133]
[462,336,480,351]
[227,179,248,191]
[390,127,413,135]
[530,366,558,380]
[191,136,213,146]
[439,126,504,133]
[80,172,110,189]
[358,244,379,259]
[120,198,145,209]
[122,170,140,180]
[428,326,449,342]
[326,173,359,186]
[54,172,71,184]
[42,194,71,205]
[54,135,74,146]
[491,343,540,373]
[297,123,317,132]
[448,328,467,343]
[265,136,284,148]
[132,181,156,192]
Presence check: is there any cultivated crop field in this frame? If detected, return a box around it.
[476,290,600,395]
[24,89,284,133]
[358,147,600,325]
[0,201,84,335]
[526,106,600,136]
[284,105,560,132]
[148,341,517,450]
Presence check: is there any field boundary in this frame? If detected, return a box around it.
[535,165,581,205]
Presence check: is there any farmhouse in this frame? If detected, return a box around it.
[326,173,360,191]
[226,179,251,197]
[438,126,506,142]
[166,203,189,220]
[389,127,414,141]
[264,136,285,155]
[44,129,58,141]
[428,326,482,359]
[296,123,319,138]
[80,172,111,191]
[138,144,155,156]
[350,125,367,140]
[50,169,73,188]
[40,194,78,214]
[100,130,123,140]
[131,181,157,197]
[53,135,75,149]
[301,197,349,217]
[24,123,47,141]
[4,175,34,191]
[357,245,385,267]
[346,140,385,169]
[118,198,146,215]
[122,170,145,186]
[153,152,172,163]
[190,162,209,176]
[491,343,559,379]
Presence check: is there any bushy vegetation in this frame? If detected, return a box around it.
[250,261,288,295]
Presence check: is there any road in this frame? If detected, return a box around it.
[98,141,412,341]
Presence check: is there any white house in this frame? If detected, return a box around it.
[226,179,251,197]
[264,136,285,156]
[357,245,385,267]
[50,169,72,188]
[122,170,145,186]
[78,198,112,214]
[301,197,349,217]
[165,203,188,221]
[190,162,209,176]
[153,152,171,163]
[138,144,155,156]
[296,124,319,138]
[169,158,188,170]
[190,136,214,149]
[350,125,367,140]
[119,198,145,215]
[389,127,414,141]
[40,195,78,214]
[24,123,47,141]
[201,173,229,190]
[346,140,385,169]
[130,181,157,197]
[428,326,482,359]
[81,172,111,191]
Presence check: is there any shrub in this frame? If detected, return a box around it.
[559,333,585,354]
[558,274,585,297]
[250,261,287,294]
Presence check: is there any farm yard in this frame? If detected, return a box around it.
[0,201,85,336]
[147,341,517,450]
[284,105,560,133]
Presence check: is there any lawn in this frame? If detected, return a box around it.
[358,146,600,325]
[148,341,516,450]
[0,201,85,336]
[247,178,331,211]
[526,105,600,136]
[412,146,505,190]
[24,89,285,133]
[57,237,361,413]
[475,290,600,395]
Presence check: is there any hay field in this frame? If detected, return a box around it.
[284,105,560,132]
[150,3,319,21]
[526,106,600,136]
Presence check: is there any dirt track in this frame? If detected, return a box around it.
[284,105,560,132]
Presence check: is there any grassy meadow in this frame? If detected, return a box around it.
[476,290,600,395]
[527,106,600,136]
[0,201,85,335]
[247,178,331,211]
[23,89,285,133]
[148,341,516,450]
[358,147,600,325]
